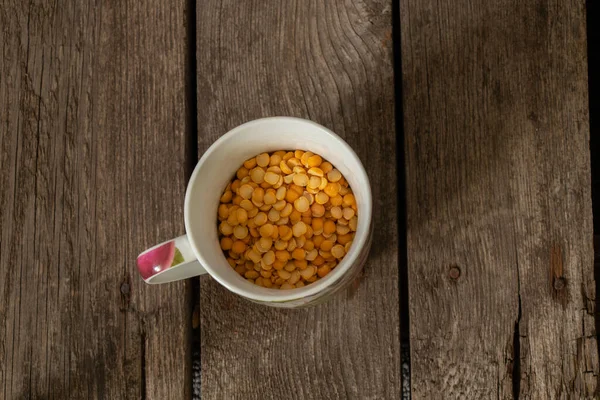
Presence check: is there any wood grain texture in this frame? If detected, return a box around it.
[400,0,598,398]
[196,1,399,398]
[0,1,192,398]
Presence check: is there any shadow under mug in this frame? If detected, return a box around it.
[136,117,373,307]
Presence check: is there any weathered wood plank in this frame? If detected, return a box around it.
[196,1,400,398]
[400,0,598,397]
[0,1,191,398]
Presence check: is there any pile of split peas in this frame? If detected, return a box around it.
[217,150,358,290]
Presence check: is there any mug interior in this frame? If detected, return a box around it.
[185,117,372,302]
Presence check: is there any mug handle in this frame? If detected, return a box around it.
[137,235,208,284]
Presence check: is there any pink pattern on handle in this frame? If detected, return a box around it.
[137,241,176,280]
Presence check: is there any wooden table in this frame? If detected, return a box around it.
[1,0,597,399]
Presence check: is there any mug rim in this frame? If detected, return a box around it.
[184,116,373,302]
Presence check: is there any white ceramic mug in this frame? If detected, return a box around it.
[136,117,373,307]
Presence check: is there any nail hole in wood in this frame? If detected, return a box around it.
[553,277,566,290]
[121,282,131,294]
[448,266,461,280]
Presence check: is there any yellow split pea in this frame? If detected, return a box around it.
[217,150,358,290]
